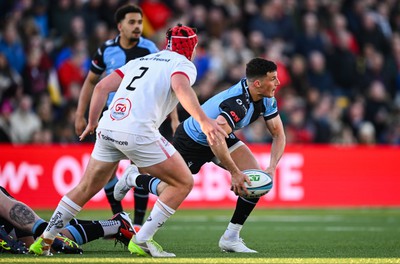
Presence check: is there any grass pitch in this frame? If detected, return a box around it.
[0,208,399,263]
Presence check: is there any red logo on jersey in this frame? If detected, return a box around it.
[110,98,131,121]
[115,103,127,112]
[230,111,240,122]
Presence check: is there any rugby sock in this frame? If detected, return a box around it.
[135,199,175,242]
[134,175,161,196]
[230,196,259,224]
[65,219,121,245]
[68,219,96,225]
[223,223,243,240]
[65,223,104,245]
[32,219,47,238]
[133,187,149,226]
[43,196,81,241]
[104,176,123,214]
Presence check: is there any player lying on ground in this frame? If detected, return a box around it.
[0,186,135,254]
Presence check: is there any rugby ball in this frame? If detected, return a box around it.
[242,169,273,198]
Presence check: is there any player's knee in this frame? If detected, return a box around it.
[178,173,193,196]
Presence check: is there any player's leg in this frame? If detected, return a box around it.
[29,158,118,255]
[0,186,44,234]
[217,143,260,253]
[128,151,193,258]
[63,211,135,246]
[132,187,148,229]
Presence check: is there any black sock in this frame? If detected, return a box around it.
[33,222,48,238]
[133,188,149,226]
[230,197,259,225]
[67,223,104,244]
[104,176,123,214]
[135,175,160,195]
[69,219,96,225]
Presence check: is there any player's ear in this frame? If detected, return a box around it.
[253,79,261,88]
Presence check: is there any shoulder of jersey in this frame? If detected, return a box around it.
[104,38,118,47]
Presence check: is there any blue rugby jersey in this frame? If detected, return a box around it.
[90,35,159,106]
[183,78,278,146]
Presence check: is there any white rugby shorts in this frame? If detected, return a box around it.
[91,128,176,167]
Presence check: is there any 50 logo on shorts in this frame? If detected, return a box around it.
[110,98,131,121]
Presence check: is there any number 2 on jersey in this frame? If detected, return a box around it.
[126,67,149,91]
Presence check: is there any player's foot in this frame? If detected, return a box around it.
[0,225,28,254]
[29,236,53,256]
[128,236,176,257]
[51,234,83,254]
[114,165,140,201]
[218,236,257,253]
[111,212,136,246]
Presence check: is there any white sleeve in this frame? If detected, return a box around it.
[172,60,197,86]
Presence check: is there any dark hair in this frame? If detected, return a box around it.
[114,4,143,24]
[246,58,277,81]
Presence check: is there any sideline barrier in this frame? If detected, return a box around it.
[0,144,399,209]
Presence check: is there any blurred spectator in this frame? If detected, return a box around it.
[31,127,53,144]
[326,30,359,97]
[358,121,376,145]
[307,50,336,95]
[294,12,327,57]
[0,100,13,143]
[0,52,23,104]
[30,0,50,38]
[57,47,88,102]
[343,97,366,141]
[285,102,314,144]
[10,95,41,143]
[79,0,103,36]
[0,20,26,74]
[247,0,295,44]
[358,11,391,56]
[87,21,109,56]
[210,6,230,39]
[22,35,53,102]
[48,0,75,40]
[325,11,360,55]
[288,54,309,97]
[310,94,333,143]
[364,80,391,143]
[247,30,266,58]
[358,48,397,98]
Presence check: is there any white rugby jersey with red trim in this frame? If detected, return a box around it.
[98,50,197,138]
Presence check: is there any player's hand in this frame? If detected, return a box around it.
[79,122,98,141]
[230,170,251,196]
[200,118,228,146]
[75,116,87,136]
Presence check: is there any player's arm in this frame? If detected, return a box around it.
[80,71,122,140]
[209,115,251,196]
[75,71,101,135]
[264,115,286,177]
[171,73,228,145]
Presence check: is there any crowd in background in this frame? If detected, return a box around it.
[0,0,399,145]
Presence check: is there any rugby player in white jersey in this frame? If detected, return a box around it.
[29,24,228,258]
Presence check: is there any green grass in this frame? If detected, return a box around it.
[1,208,399,263]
